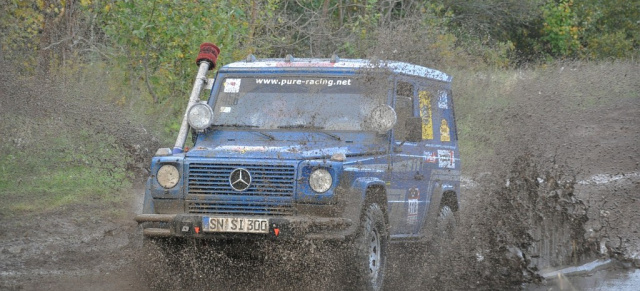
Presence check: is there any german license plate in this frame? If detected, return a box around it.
[202,217,269,234]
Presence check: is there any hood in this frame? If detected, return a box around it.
[187,144,348,160]
[185,130,385,160]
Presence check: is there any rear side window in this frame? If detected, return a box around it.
[435,89,454,142]
[394,81,415,141]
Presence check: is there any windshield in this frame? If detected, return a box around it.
[211,76,386,131]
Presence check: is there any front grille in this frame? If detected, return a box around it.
[187,162,296,215]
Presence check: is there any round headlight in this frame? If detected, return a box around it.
[157,164,180,189]
[309,168,332,193]
[188,102,214,131]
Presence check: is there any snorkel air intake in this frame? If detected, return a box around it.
[172,43,220,154]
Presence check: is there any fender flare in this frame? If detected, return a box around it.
[347,177,388,223]
[422,179,459,241]
[351,177,387,200]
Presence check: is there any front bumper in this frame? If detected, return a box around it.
[135,213,355,241]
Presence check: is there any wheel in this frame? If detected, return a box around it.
[351,203,389,291]
[435,205,456,241]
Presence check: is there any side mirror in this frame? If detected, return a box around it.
[368,105,397,134]
[405,117,422,142]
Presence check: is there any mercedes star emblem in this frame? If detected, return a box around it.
[229,168,251,191]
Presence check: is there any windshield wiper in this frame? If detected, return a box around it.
[211,124,275,140]
[278,124,323,129]
[320,132,341,141]
[277,125,341,141]
[254,131,275,140]
[211,123,259,128]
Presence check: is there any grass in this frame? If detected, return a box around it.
[0,113,132,217]
[5,167,129,212]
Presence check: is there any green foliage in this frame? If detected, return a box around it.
[574,0,640,59]
[0,0,57,70]
[2,0,638,72]
[0,0,112,73]
[584,31,635,59]
[540,0,581,57]
[102,0,278,135]
[102,0,278,95]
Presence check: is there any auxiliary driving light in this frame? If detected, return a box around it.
[187,102,214,131]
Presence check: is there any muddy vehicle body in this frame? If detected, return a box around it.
[136,45,460,290]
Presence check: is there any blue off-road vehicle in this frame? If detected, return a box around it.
[136,43,460,290]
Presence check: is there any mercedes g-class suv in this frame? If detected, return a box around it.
[136,43,460,291]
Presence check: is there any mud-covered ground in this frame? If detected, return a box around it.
[1,62,638,290]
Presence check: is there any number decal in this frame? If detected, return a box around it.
[203,217,269,233]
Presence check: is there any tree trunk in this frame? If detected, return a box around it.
[323,0,330,20]
[38,0,54,75]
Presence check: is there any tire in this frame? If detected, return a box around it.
[435,205,456,240]
[351,203,389,291]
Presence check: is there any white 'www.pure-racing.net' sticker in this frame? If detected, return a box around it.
[255,78,352,86]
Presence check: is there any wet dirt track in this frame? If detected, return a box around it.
[2,169,638,291]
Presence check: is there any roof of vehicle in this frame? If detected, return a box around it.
[221,57,452,82]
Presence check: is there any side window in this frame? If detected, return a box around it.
[394,81,414,141]
[418,90,434,140]
[436,90,453,142]
[396,81,413,97]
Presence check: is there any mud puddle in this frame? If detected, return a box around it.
[526,263,640,291]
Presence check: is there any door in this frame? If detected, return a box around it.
[387,80,430,236]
